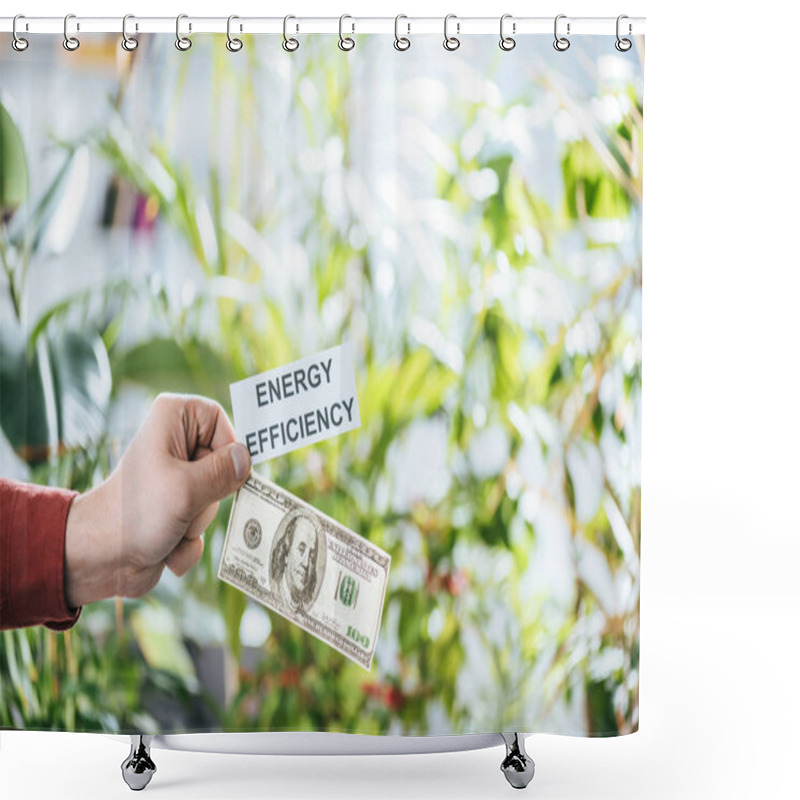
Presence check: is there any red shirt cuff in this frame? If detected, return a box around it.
[1,479,83,631]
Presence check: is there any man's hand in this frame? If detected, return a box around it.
[64,394,251,608]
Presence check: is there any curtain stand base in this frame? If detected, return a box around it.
[119,731,535,790]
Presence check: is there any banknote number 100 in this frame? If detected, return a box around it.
[346,625,370,649]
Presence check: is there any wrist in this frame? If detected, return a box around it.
[64,480,123,608]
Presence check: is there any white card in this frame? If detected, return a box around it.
[230,343,361,463]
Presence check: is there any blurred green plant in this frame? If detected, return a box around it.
[0,99,203,731]
[0,101,111,465]
[2,38,643,737]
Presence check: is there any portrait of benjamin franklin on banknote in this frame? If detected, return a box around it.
[269,509,327,614]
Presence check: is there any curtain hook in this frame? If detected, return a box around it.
[12,14,29,52]
[227,14,243,52]
[282,15,299,51]
[553,14,570,51]
[394,14,411,51]
[499,13,516,51]
[338,14,355,51]
[175,13,192,51]
[615,14,632,51]
[121,14,138,51]
[63,13,80,51]
[443,13,460,51]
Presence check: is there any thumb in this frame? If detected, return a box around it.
[187,442,251,509]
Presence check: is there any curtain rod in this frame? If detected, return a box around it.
[0,16,646,37]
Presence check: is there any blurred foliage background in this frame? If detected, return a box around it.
[0,33,642,737]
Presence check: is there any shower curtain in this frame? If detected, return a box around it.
[0,28,643,738]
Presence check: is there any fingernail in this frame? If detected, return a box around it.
[231,444,251,481]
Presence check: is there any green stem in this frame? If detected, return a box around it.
[0,237,22,322]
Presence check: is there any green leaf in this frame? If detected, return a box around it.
[27,277,131,353]
[562,139,631,220]
[8,145,88,256]
[398,591,426,653]
[111,338,235,404]
[131,604,199,689]
[476,490,514,550]
[483,304,522,402]
[52,330,112,448]
[586,679,618,736]
[483,154,513,249]
[0,325,111,464]
[0,102,29,214]
[219,582,248,661]
[0,323,50,460]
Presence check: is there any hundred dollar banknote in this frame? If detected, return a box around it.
[218,472,391,670]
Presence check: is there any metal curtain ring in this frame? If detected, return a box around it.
[282,15,299,51]
[615,14,632,51]
[499,13,516,51]
[553,14,570,51]
[443,13,460,51]
[175,14,192,51]
[227,15,243,52]
[394,14,410,51]
[121,14,138,51]
[63,13,80,51]
[338,14,355,51]
[12,14,29,51]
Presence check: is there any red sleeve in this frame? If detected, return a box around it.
[0,479,82,631]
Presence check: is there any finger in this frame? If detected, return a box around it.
[186,442,251,510]
[185,501,219,540]
[181,396,238,455]
[165,537,204,577]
